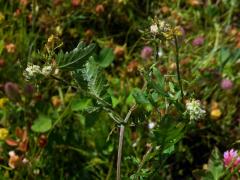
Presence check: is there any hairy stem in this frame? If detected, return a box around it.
[116,104,136,180]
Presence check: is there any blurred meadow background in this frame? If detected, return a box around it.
[0,0,240,179]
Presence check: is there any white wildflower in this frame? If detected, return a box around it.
[41,65,52,76]
[186,99,206,121]
[23,63,41,80]
[150,24,158,34]
[148,122,156,129]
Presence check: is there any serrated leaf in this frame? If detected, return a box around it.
[31,115,52,133]
[57,42,96,71]
[74,57,109,105]
[97,48,115,67]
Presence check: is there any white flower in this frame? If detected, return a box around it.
[186,99,206,121]
[23,63,41,80]
[150,24,158,34]
[148,122,156,129]
[41,65,52,76]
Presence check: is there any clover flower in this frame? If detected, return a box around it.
[186,99,206,121]
[141,46,153,60]
[224,149,240,171]
[192,36,204,46]
[221,79,233,90]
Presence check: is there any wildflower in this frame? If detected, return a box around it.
[114,46,125,58]
[23,84,34,96]
[0,58,5,67]
[210,109,222,120]
[127,60,139,74]
[141,46,153,60]
[4,82,20,101]
[186,99,206,121]
[23,63,41,80]
[71,0,80,7]
[192,36,204,46]
[13,9,21,17]
[41,65,52,76]
[95,4,105,15]
[187,0,202,6]
[148,122,156,129]
[210,101,221,120]
[0,128,8,140]
[221,79,233,90]
[0,98,8,108]
[5,43,16,53]
[150,20,183,40]
[8,151,20,169]
[51,96,62,107]
[19,0,28,6]
[150,24,158,34]
[223,149,240,171]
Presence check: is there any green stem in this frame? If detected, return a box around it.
[174,35,184,102]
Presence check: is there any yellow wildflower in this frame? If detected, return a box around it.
[0,98,8,108]
[0,128,9,140]
[210,109,222,120]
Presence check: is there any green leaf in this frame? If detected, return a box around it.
[97,48,115,68]
[208,147,224,180]
[85,111,100,128]
[31,115,52,133]
[152,67,164,90]
[132,88,150,105]
[155,115,185,154]
[57,42,96,71]
[71,98,92,111]
[74,57,109,105]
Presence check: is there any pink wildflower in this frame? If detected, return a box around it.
[224,149,240,170]
[221,79,233,90]
[141,46,153,60]
[192,36,204,46]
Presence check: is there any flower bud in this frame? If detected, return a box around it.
[71,0,80,7]
[23,84,34,97]
[4,82,20,101]
[0,58,5,67]
[38,134,48,148]
[95,4,105,15]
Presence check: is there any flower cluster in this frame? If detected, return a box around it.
[150,19,183,40]
[23,63,52,80]
[186,99,206,121]
[223,149,240,171]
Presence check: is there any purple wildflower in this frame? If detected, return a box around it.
[192,36,204,46]
[141,46,153,60]
[221,79,233,90]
